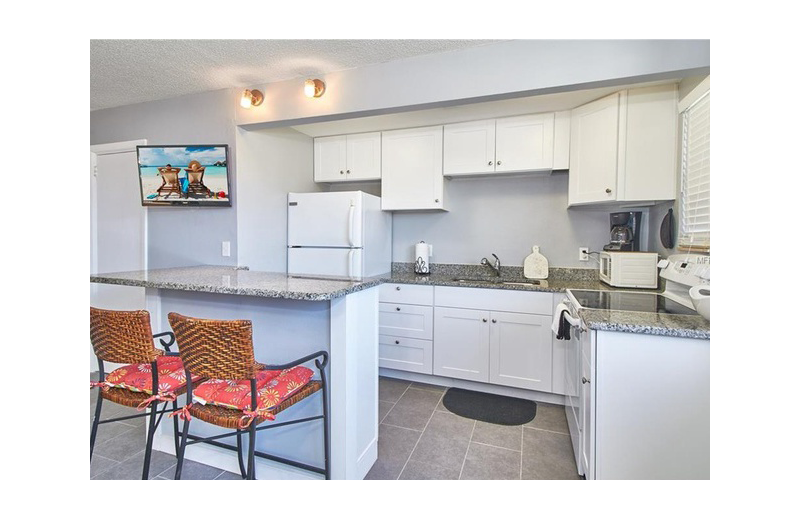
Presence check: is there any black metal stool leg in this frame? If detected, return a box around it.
[172,400,180,455]
[174,415,191,480]
[142,402,158,480]
[90,393,103,460]
[247,423,257,480]
[236,431,247,479]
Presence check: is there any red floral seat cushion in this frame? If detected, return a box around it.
[192,366,314,414]
[105,355,198,395]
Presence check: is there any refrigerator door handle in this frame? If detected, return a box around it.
[348,249,355,278]
[348,201,356,247]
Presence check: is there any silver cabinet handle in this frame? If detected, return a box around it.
[395,340,400,345]
[340,170,344,174]
[482,318,488,323]
[396,286,401,290]
[488,161,493,165]
[347,169,351,174]
[497,160,502,166]
[396,307,401,311]
[435,198,440,203]
[605,188,612,194]
[491,319,497,323]
[582,377,590,384]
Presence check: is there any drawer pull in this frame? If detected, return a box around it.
[396,307,401,311]
[482,318,487,323]
[396,286,401,291]
[395,340,400,345]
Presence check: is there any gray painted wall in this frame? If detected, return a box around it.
[90,88,239,269]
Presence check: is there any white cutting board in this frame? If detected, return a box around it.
[523,246,549,279]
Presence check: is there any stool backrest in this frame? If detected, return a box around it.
[90,307,160,364]
[168,312,257,380]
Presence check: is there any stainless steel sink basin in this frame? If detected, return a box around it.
[451,278,540,286]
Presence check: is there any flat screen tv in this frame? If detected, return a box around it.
[136,145,231,207]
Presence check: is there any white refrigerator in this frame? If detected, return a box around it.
[287,191,392,278]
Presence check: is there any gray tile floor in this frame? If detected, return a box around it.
[366,377,580,480]
[89,374,579,480]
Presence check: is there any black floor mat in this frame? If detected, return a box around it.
[442,387,537,426]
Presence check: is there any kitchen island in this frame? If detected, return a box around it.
[91,265,387,480]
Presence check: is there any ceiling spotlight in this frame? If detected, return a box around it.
[304,79,325,98]
[240,89,263,108]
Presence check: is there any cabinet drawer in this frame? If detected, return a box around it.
[434,286,553,315]
[379,283,434,305]
[379,303,433,340]
[378,335,433,375]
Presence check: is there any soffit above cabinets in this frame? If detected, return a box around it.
[291,78,680,138]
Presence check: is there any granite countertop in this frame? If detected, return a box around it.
[90,263,710,339]
[90,266,387,301]
[387,263,710,340]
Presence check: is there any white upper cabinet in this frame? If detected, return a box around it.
[381,126,446,211]
[568,84,678,207]
[314,132,381,182]
[443,113,556,176]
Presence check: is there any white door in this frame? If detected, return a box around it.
[569,92,621,205]
[495,113,555,172]
[488,311,553,392]
[443,119,496,176]
[90,140,148,370]
[346,132,382,181]
[313,136,347,182]
[381,126,444,210]
[433,307,489,382]
[287,247,362,278]
[287,192,363,247]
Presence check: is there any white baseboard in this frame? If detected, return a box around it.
[379,368,566,406]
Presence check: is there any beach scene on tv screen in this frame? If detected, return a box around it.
[139,146,230,203]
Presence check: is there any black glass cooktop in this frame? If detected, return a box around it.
[569,290,697,315]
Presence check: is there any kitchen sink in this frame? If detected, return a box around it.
[451,278,541,286]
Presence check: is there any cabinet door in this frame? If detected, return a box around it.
[433,307,489,382]
[568,93,621,205]
[488,311,553,392]
[381,126,444,211]
[443,119,496,176]
[580,329,595,479]
[313,136,347,182]
[346,132,382,181]
[495,113,554,173]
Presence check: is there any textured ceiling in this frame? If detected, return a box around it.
[90,39,501,111]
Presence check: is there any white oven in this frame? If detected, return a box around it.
[598,251,658,289]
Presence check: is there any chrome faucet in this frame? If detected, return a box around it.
[481,254,501,277]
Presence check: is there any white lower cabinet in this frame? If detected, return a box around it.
[489,311,553,392]
[432,286,554,392]
[432,307,490,382]
[378,284,434,375]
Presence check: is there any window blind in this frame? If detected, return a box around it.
[679,90,710,251]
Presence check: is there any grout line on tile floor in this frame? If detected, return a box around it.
[396,392,444,480]
[458,420,478,480]
[470,440,522,453]
[523,425,570,436]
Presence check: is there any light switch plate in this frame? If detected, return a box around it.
[222,241,230,257]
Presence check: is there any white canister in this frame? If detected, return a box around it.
[414,241,433,274]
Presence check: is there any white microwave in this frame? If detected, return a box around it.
[599,251,659,289]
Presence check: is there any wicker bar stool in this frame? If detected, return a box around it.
[89,307,200,479]
[167,312,330,480]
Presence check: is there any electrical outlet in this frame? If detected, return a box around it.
[222,241,231,257]
[579,247,589,262]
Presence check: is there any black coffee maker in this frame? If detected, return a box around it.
[603,211,642,251]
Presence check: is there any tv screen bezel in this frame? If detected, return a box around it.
[136,144,232,207]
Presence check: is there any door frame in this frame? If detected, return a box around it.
[89,139,148,274]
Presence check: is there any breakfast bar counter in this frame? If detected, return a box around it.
[91,265,384,480]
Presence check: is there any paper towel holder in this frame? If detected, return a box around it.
[414,241,432,275]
